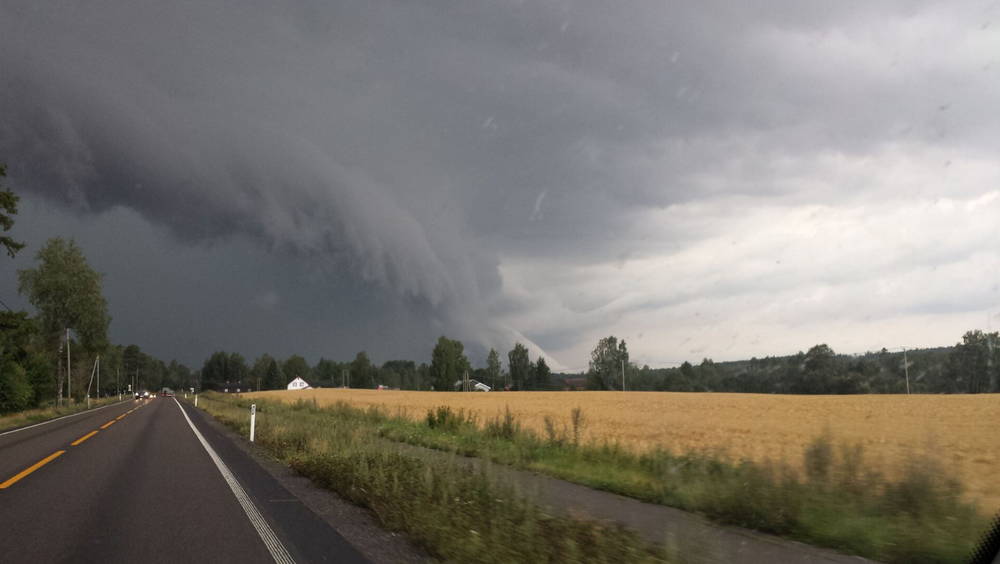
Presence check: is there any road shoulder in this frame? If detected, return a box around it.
[181,400,428,564]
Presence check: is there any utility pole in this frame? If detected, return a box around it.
[904,348,910,395]
[67,328,71,406]
[885,347,911,395]
[86,356,98,402]
[621,359,625,391]
[97,355,100,399]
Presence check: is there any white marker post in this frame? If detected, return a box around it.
[249,404,257,443]
[195,394,198,407]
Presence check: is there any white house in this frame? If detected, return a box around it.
[287,377,311,390]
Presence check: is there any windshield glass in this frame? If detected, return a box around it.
[0,2,997,564]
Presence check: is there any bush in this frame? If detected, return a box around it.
[485,405,519,440]
[0,360,33,414]
[426,406,470,432]
[570,406,586,446]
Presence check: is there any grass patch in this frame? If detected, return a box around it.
[194,393,678,564]
[366,402,983,564]
[0,396,126,433]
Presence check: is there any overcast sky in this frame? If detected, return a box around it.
[2,1,998,371]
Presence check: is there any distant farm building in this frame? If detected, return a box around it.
[287,377,311,390]
[453,379,491,392]
[215,382,252,393]
[559,377,587,391]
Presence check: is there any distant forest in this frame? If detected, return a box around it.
[565,330,999,395]
[560,344,967,394]
[194,329,1000,396]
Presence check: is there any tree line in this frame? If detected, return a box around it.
[582,333,999,395]
[197,350,428,391]
[198,327,1000,397]
[203,336,554,392]
[0,167,191,414]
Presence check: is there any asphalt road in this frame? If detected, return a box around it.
[0,396,370,564]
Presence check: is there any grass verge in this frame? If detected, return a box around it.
[194,393,682,564]
[0,396,127,433]
[381,403,986,564]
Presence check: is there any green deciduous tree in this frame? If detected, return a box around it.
[417,363,430,391]
[164,360,192,392]
[587,336,628,391]
[486,348,502,391]
[313,358,346,387]
[949,330,1000,393]
[228,353,248,383]
[0,165,25,259]
[0,359,32,413]
[0,303,38,412]
[382,360,417,390]
[123,344,142,389]
[18,237,111,406]
[282,355,311,385]
[200,351,249,387]
[508,342,532,390]
[265,359,283,390]
[201,351,229,385]
[251,354,275,390]
[350,351,376,389]
[430,336,470,391]
[534,356,551,390]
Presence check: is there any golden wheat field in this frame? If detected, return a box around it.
[245,388,1000,512]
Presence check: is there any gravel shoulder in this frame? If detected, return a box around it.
[189,404,429,564]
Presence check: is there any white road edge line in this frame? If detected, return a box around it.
[173,398,296,564]
[0,400,128,437]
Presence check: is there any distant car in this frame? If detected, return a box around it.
[162,389,174,397]
[142,391,150,399]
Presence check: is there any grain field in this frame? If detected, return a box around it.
[245,389,1000,512]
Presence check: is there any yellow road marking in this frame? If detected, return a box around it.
[116,414,127,420]
[71,431,99,446]
[127,410,134,413]
[0,451,65,489]
[100,420,116,429]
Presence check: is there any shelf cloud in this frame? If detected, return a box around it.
[1,0,997,368]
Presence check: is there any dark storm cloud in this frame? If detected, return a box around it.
[1,0,997,367]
